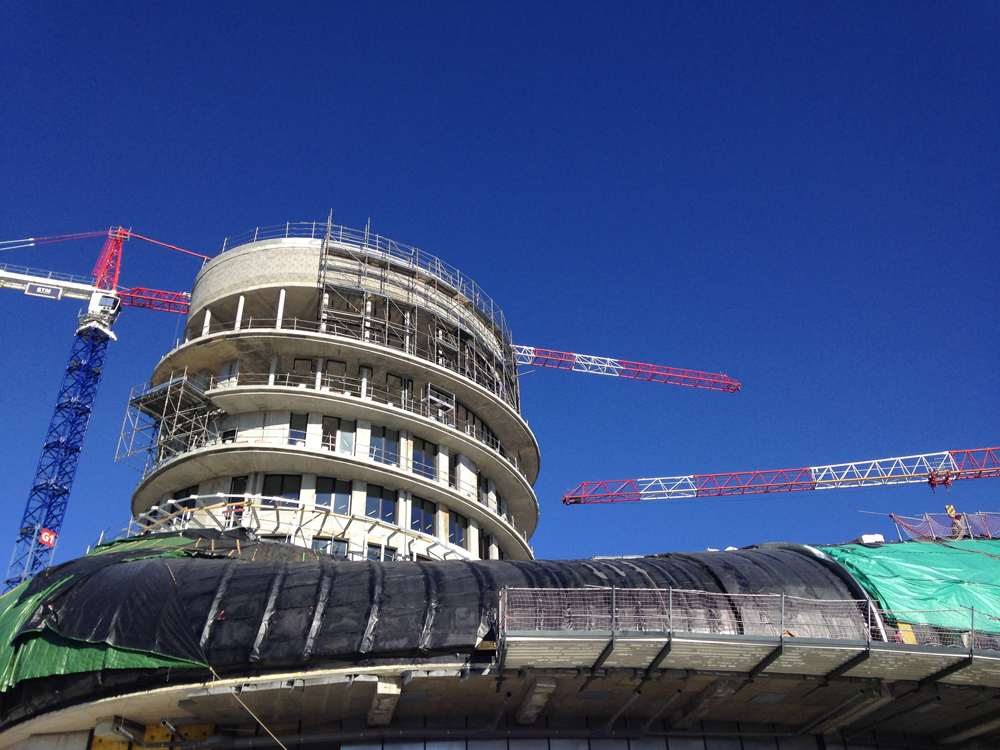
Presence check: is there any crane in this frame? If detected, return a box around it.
[562,446,1000,504]
[1,224,740,589]
[0,228,200,591]
[512,346,740,392]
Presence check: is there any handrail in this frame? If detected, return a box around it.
[206,371,524,477]
[93,496,475,562]
[0,262,97,287]
[179,315,519,411]
[216,222,513,345]
[499,586,1000,651]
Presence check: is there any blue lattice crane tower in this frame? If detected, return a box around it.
[0,228,198,592]
[3,304,119,590]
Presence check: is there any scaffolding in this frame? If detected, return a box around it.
[116,369,225,474]
[255,220,524,412]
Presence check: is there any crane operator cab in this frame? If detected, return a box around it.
[78,291,122,337]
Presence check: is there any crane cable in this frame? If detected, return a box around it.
[0,231,108,252]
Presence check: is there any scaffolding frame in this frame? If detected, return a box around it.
[116,368,225,474]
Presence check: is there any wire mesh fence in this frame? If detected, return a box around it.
[892,511,1000,541]
[500,587,1000,651]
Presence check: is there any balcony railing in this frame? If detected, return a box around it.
[93,495,475,562]
[181,315,519,411]
[208,371,526,480]
[139,413,530,543]
[500,587,1000,651]
[216,222,513,346]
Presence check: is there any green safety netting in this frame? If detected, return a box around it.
[0,542,209,693]
[820,539,1000,633]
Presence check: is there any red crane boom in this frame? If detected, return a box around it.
[513,346,740,392]
[563,446,1000,504]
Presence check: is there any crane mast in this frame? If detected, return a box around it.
[0,228,196,591]
[4,297,120,589]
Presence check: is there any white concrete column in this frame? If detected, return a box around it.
[300,474,317,508]
[201,308,212,336]
[468,519,481,558]
[356,420,371,460]
[456,455,477,499]
[487,478,499,513]
[315,358,324,390]
[401,431,411,472]
[436,502,449,542]
[306,413,323,449]
[234,295,245,331]
[360,366,371,399]
[276,288,286,330]
[350,480,367,518]
[399,491,412,534]
[437,448,450,486]
[268,356,277,386]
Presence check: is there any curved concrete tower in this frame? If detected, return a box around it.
[122,223,540,561]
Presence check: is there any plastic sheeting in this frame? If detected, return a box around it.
[820,539,1000,633]
[6,531,863,672]
[0,530,864,728]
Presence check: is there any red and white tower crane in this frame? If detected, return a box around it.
[562,446,1000,504]
[1,226,740,588]
[0,228,199,590]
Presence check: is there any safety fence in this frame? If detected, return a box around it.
[0,262,96,287]
[892,511,1000,541]
[500,587,1000,652]
[92,495,475,563]
[216,222,514,345]
[206,370,525,477]
[180,314,519,411]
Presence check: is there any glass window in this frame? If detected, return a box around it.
[340,419,356,454]
[316,476,352,514]
[171,485,199,510]
[221,428,237,443]
[410,497,436,535]
[478,471,489,505]
[386,373,411,408]
[321,416,338,450]
[262,474,301,507]
[449,452,458,489]
[369,425,399,465]
[289,413,308,446]
[412,437,437,480]
[479,532,491,560]
[229,476,248,497]
[366,543,382,561]
[292,358,313,384]
[365,484,396,524]
[449,511,468,548]
[313,538,348,560]
[324,359,349,392]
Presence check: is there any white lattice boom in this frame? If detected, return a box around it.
[563,446,1000,504]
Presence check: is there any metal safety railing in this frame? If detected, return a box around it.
[0,262,97,286]
[216,222,514,346]
[180,314,519,411]
[91,495,474,562]
[499,587,1000,652]
[207,371,524,477]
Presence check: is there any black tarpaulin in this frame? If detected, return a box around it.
[11,530,862,673]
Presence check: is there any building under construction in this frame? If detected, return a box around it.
[1,224,999,750]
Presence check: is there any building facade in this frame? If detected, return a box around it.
[119,223,540,562]
[1,224,999,750]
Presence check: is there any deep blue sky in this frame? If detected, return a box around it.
[0,2,997,564]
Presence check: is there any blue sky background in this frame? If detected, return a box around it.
[0,2,997,564]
